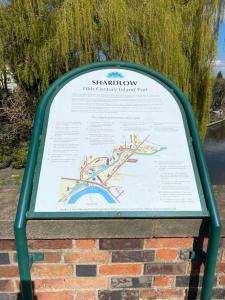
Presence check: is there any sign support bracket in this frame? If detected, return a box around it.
[15,252,44,268]
[189,250,207,262]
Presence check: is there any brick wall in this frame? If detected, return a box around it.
[0,238,225,300]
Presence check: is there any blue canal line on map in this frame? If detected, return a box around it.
[68,185,117,204]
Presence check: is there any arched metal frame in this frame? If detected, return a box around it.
[14,61,220,300]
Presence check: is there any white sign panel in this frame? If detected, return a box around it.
[33,68,204,214]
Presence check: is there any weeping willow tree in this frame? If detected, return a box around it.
[0,0,224,137]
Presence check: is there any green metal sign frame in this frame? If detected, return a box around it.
[14,61,221,300]
[27,62,207,219]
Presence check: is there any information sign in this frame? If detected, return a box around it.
[28,66,207,218]
[15,62,221,300]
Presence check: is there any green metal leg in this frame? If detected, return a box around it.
[15,227,34,300]
[201,220,221,300]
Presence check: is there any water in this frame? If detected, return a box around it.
[203,121,225,185]
[68,185,117,204]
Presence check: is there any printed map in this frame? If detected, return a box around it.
[59,134,165,205]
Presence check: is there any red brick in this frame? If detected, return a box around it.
[145,238,193,248]
[65,278,107,289]
[34,278,66,290]
[76,240,97,248]
[140,288,184,299]
[144,263,186,275]
[22,252,61,264]
[217,262,225,273]
[220,238,225,248]
[35,291,73,300]
[43,252,62,263]
[0,240,15,251]
[15,280,20,290]
[64,251,109,264]
[219,275,225,285]
[212,289,225,299]
[188,261,204,274]
[100,239,143,250]
[175,275,204,288]
[32,264,73,277]
[0,279,15,292]
[153,276,175,287]
[112,250,154,262]
[156,249,178,261]
[111,276,151,288]
[0,266,19,278]
[28,240,72,250]
[222,250,225,261]
[76,290,96,300]
[192,238,208,249]
[99,290,138,299]
[99,264,142,275]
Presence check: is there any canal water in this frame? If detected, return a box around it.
[203,121,225,185]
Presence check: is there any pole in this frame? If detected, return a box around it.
[170,78,221,300]
[14,90,45,299]
[201,219,221,299]
[14,227,33,300]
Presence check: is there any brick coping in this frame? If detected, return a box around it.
[0,167,224,239]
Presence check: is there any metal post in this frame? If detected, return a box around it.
[201,219,221,300]
[14,92,45,299]
[14,227,33,300]
[171,80,221,300]
[14,157,36,300]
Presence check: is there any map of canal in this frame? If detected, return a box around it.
[59,134,166,205]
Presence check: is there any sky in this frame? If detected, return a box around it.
[215,21,225,76]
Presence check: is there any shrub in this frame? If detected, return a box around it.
[0,87,36,168]
[0,153,11,169]
[11,143,28,169]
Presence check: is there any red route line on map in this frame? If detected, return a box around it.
[103,135,150,185]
